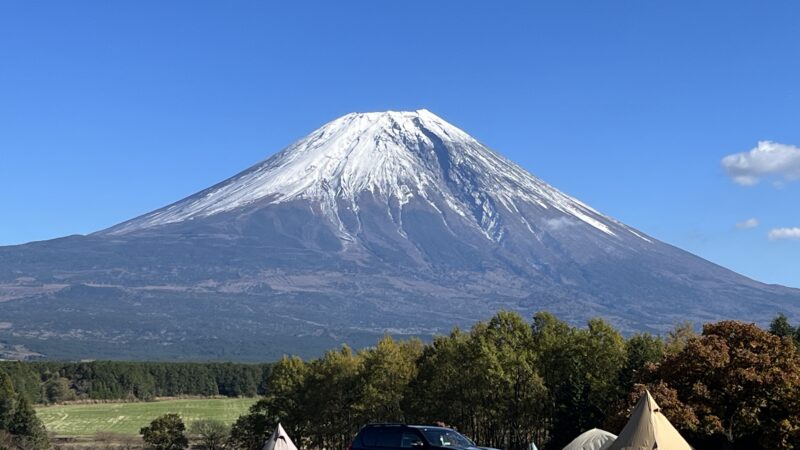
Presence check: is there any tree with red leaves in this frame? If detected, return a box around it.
[615,321,800,449]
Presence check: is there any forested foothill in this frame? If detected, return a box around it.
[2,312,800,450]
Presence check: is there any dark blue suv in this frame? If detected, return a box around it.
[350,424,497,450]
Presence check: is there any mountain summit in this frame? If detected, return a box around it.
[1,110,798,360]
[106,109,626,240]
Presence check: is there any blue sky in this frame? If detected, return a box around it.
[1,1,798,287]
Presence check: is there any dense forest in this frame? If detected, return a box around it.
[230,312,800,450]
[2,311,800,450]
[0,361,270,404]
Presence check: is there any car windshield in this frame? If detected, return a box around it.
[419,429,474,447]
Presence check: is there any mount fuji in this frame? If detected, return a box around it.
[1,110,797,360]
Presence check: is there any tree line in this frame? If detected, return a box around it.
[3,311,800,450]
[227,311,800,450]
[0,361,270,404]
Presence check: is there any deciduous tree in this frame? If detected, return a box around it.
[357,337,422,423]
[190,419,229,450]
[227,403,275,450]
[532,313,626,449]
[303,347,361,450]
[633,321,800,449]
[228,356,307,450]
[140,413,189,450]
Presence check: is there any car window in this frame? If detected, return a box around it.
[401,432,424,448]
[360,429,379,447]
[419,429,473,447]
[361,429,403,448]
[378,430,403,447]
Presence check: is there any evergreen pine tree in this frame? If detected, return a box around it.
[8,397,48,450]
[0,374,16,432]
[770,313,795,338]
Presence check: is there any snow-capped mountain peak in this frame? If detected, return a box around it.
[106,110,641,241]
[8,111,799,362]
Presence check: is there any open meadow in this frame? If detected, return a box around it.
[36,398,256,436]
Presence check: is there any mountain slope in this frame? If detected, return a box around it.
[0,110,797,361]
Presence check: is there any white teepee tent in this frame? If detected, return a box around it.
[607,390,692,450]
[262,423,299,450]
[562,428,617,450]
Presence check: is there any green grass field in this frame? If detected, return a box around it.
[36,398,257,436]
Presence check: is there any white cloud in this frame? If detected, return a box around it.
[768,227,800,240]
[736,218,759,229]
[721,141,800,186]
